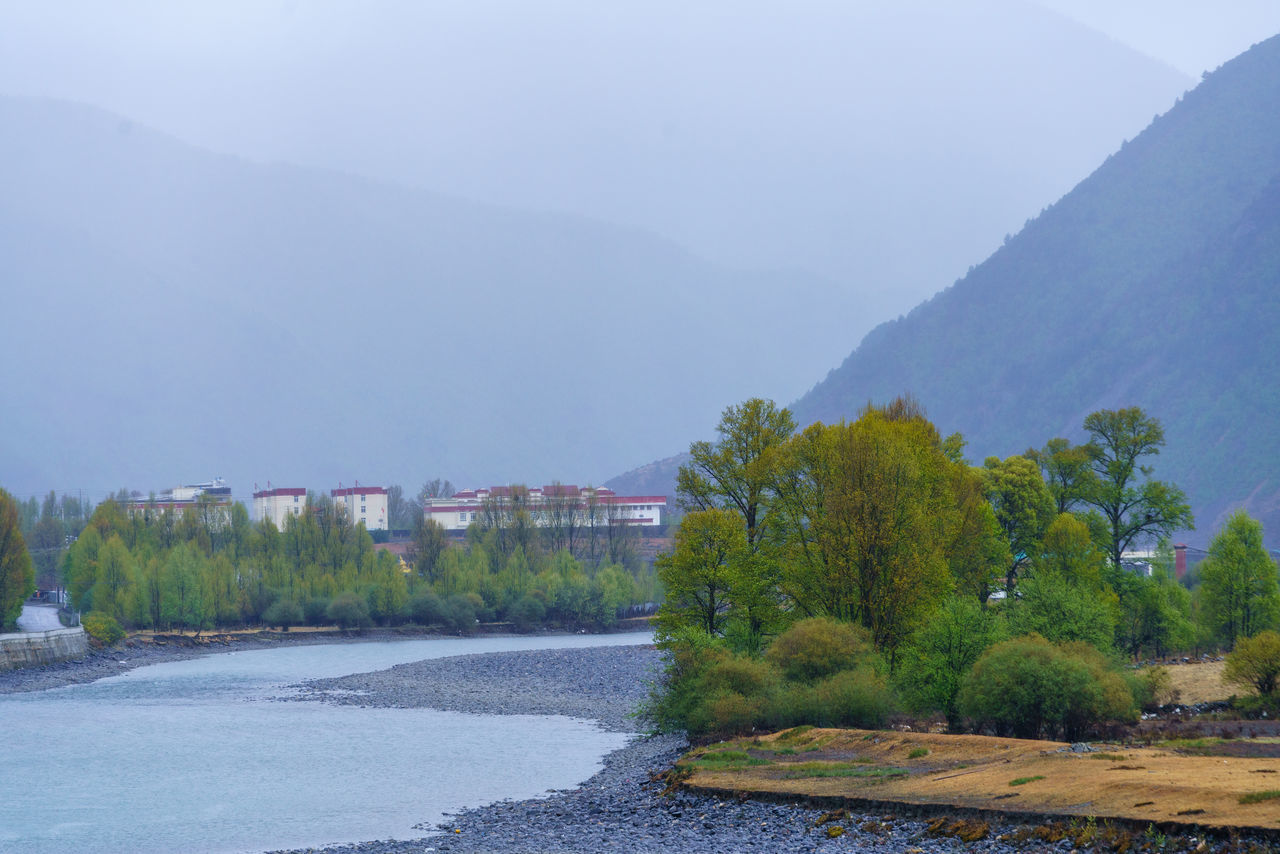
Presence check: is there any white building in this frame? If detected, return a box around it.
[253,486,307,528]
[125,478,233,525]
[331,485,389,531]
[425,485,666,533]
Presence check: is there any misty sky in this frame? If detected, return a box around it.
[3,2,1279,505]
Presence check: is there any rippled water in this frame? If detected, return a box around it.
[0,632,650,854]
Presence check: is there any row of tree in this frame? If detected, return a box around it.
[652,397,1280,736]
[54,492,656,635]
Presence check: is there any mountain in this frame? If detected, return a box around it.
[0,1,1192,344]
[0,96,857,500]
[612,34,1280,545]
[792,34,1280,544]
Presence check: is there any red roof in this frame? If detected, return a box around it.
[254,487,306,499]
[331,486,387,497]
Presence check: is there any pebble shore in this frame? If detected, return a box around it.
[272,644,1253,854]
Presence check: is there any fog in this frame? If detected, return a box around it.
[1,1,1276,503]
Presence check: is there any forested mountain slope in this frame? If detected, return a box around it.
[791,35,1280,543]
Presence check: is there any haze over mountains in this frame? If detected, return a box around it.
[0,2,1205,504]
[614,34,1280,546]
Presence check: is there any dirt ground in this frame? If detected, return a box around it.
[681,727,1280,833]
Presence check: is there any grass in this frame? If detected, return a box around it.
[1010,775,1046,787]
[1239,790,1280,805]
[686,750,770,771]
[908,747,930,759]
[783,764,907,781]
[1089,753,1127,761]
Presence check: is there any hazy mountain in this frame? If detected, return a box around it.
[0,96,856,500]
[0,1,1192,342]
[612,34,1280,545]
[792,34,1280,544]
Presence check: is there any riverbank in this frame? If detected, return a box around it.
[273,644,1274,854]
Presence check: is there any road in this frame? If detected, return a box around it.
[15,604,64,632]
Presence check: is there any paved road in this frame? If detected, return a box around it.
[16,604,63,632]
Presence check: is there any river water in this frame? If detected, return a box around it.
[0,632,650,854]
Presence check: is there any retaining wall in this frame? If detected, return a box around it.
[0,627,89,670]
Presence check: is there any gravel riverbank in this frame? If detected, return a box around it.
[276,644,1267,854]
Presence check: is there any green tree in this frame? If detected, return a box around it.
[0,488,36,630]
[676,398,796,549]
[1007,571,1117,651]
[1198,511,1280,646]
[655,509,745,637]
[1081,407,1194,573]
[1026,438,1096,514]
[896,595,1006,730]
[982,454,1056,590]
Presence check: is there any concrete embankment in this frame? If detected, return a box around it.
[0,626,88,670]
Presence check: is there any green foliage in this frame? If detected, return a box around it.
[764,617,871,683]
[1224,630,1280,696]
[81,612,125,647]
[981,454,1055,588]
[1198,511,1280,646]
[1007,571,1117,651]
[958,634,1137,740]
[895,595,1006,730]
[655,509,745,638]
[1081,408,1194,574]
[263,598,304,630]
[443,593,478,634]
[0,488,36,630]
[326,591,372,629]
[506,594,547,631]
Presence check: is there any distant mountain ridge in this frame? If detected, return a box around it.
[0,96,850,498]
[613,35,1280,545]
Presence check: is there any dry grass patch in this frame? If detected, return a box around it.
[678,727,1280,832]
[1161,660,1230,705]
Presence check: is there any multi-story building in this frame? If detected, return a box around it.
[252,486,307,528]
[331,485,389,531]
[125,478,233,526]
[424,485,665,533]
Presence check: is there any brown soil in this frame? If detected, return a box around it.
[680,727,1280,833]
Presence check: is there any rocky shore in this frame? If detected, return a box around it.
[275,644,1269,854]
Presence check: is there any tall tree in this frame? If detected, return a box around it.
[1082,407,1194,572]
[1198,510,1280,647]
[676,398,796,549]
[655,508,744,638]
[981,454,1055,590]
[0,488,36,630]
[1026,438,1096,514]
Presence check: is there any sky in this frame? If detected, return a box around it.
[2,1,1279,506]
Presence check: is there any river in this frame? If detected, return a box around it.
[0,632,651,854]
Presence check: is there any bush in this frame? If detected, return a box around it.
[326,592,372,629]
[1225,630,1280,697]
[959,634,1136,741]
[1126,666,1176,711]
[765,617,872,683]
[443,593,478,634]
[506,594,547,632]
[263,599,304,630]
[82,612,125,647]
[302,596,331,626]
[806,668,896,729]
[408,590,449,627]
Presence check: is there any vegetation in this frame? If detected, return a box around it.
[0,488,36,631]
[649,395,1277,741]
[51,489,657,636]
[1223,630,1280,698]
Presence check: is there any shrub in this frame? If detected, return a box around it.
[506,594,547,632]
[326,592,372,629]
[408,590,448,626]
[302,596,331,626]
[765,617,872,683]
[1225,630,1280,697]
[959,634,1136,740]
[263,599,304,630]
[82,612,125,647]
[807,668,895,729]
[1127,666,1176,711]
[443,593,478,634]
